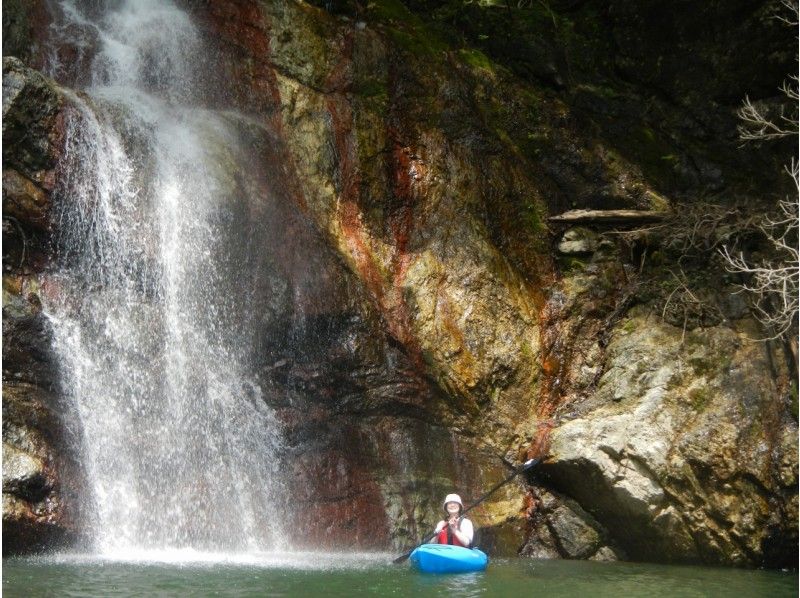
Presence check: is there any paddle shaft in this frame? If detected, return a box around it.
[392,458,539,564]
[459,461,536,518]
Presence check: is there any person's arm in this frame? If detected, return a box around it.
[452,518,474,546]
[430,520,445,543]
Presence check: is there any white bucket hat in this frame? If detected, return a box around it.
[442,493,463,511]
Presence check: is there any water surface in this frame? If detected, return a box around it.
[4,553,796,597]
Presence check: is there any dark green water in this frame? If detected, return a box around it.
[3,553,796,597]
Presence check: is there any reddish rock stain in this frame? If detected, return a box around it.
[322,31,427,369]
[383,135,426,368]
[324,59,387,308]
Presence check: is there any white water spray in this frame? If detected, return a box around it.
[44,0,288,555]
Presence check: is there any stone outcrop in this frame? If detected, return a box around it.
[2,0,796,567]
[2,56,83,555]
[3,383,83,555]
[523,219,797,568]
[540,311,797,566]
[521,488,621,561]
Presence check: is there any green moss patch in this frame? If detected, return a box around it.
[367,0,449,58]
[688,386,712,411]
[557,255,587,273]
[458,48,494,72]
[384,25,448,58]
[352,77,389,112]
[366,0,417,24]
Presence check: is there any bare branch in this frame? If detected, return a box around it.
[720,193,799,340]
[720,0,799,341]
[775,0,799,25]
[737,94,798,141]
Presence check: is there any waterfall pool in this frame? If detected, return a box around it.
[3,553,796,597]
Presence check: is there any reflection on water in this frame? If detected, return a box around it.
[414,571,487,598]
[3,555,797,598]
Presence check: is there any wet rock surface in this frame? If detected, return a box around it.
[2,57,83,556]
[2,382,83,556]
[3,57,63,177]
[3,0,797,566]
[2,0,50,68]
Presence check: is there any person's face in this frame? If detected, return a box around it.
[445,502,460,516]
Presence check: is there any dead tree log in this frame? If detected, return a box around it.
[548,209,668,227]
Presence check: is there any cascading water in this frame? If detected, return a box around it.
[43,0,288,555]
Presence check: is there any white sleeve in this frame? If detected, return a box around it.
[431,520,445,543]
[460,518,474,545]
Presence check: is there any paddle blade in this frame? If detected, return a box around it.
[521,458,540,471]
[393,531,437,564]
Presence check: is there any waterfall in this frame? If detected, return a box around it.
[43,0,288,554]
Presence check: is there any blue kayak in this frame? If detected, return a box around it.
[409,544,488,573]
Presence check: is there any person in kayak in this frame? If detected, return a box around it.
[432,493,474,547]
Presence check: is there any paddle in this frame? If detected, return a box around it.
[392,457,540,564]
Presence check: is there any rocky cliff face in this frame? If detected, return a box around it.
[3,55,83,555]
[3,0,796,567]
